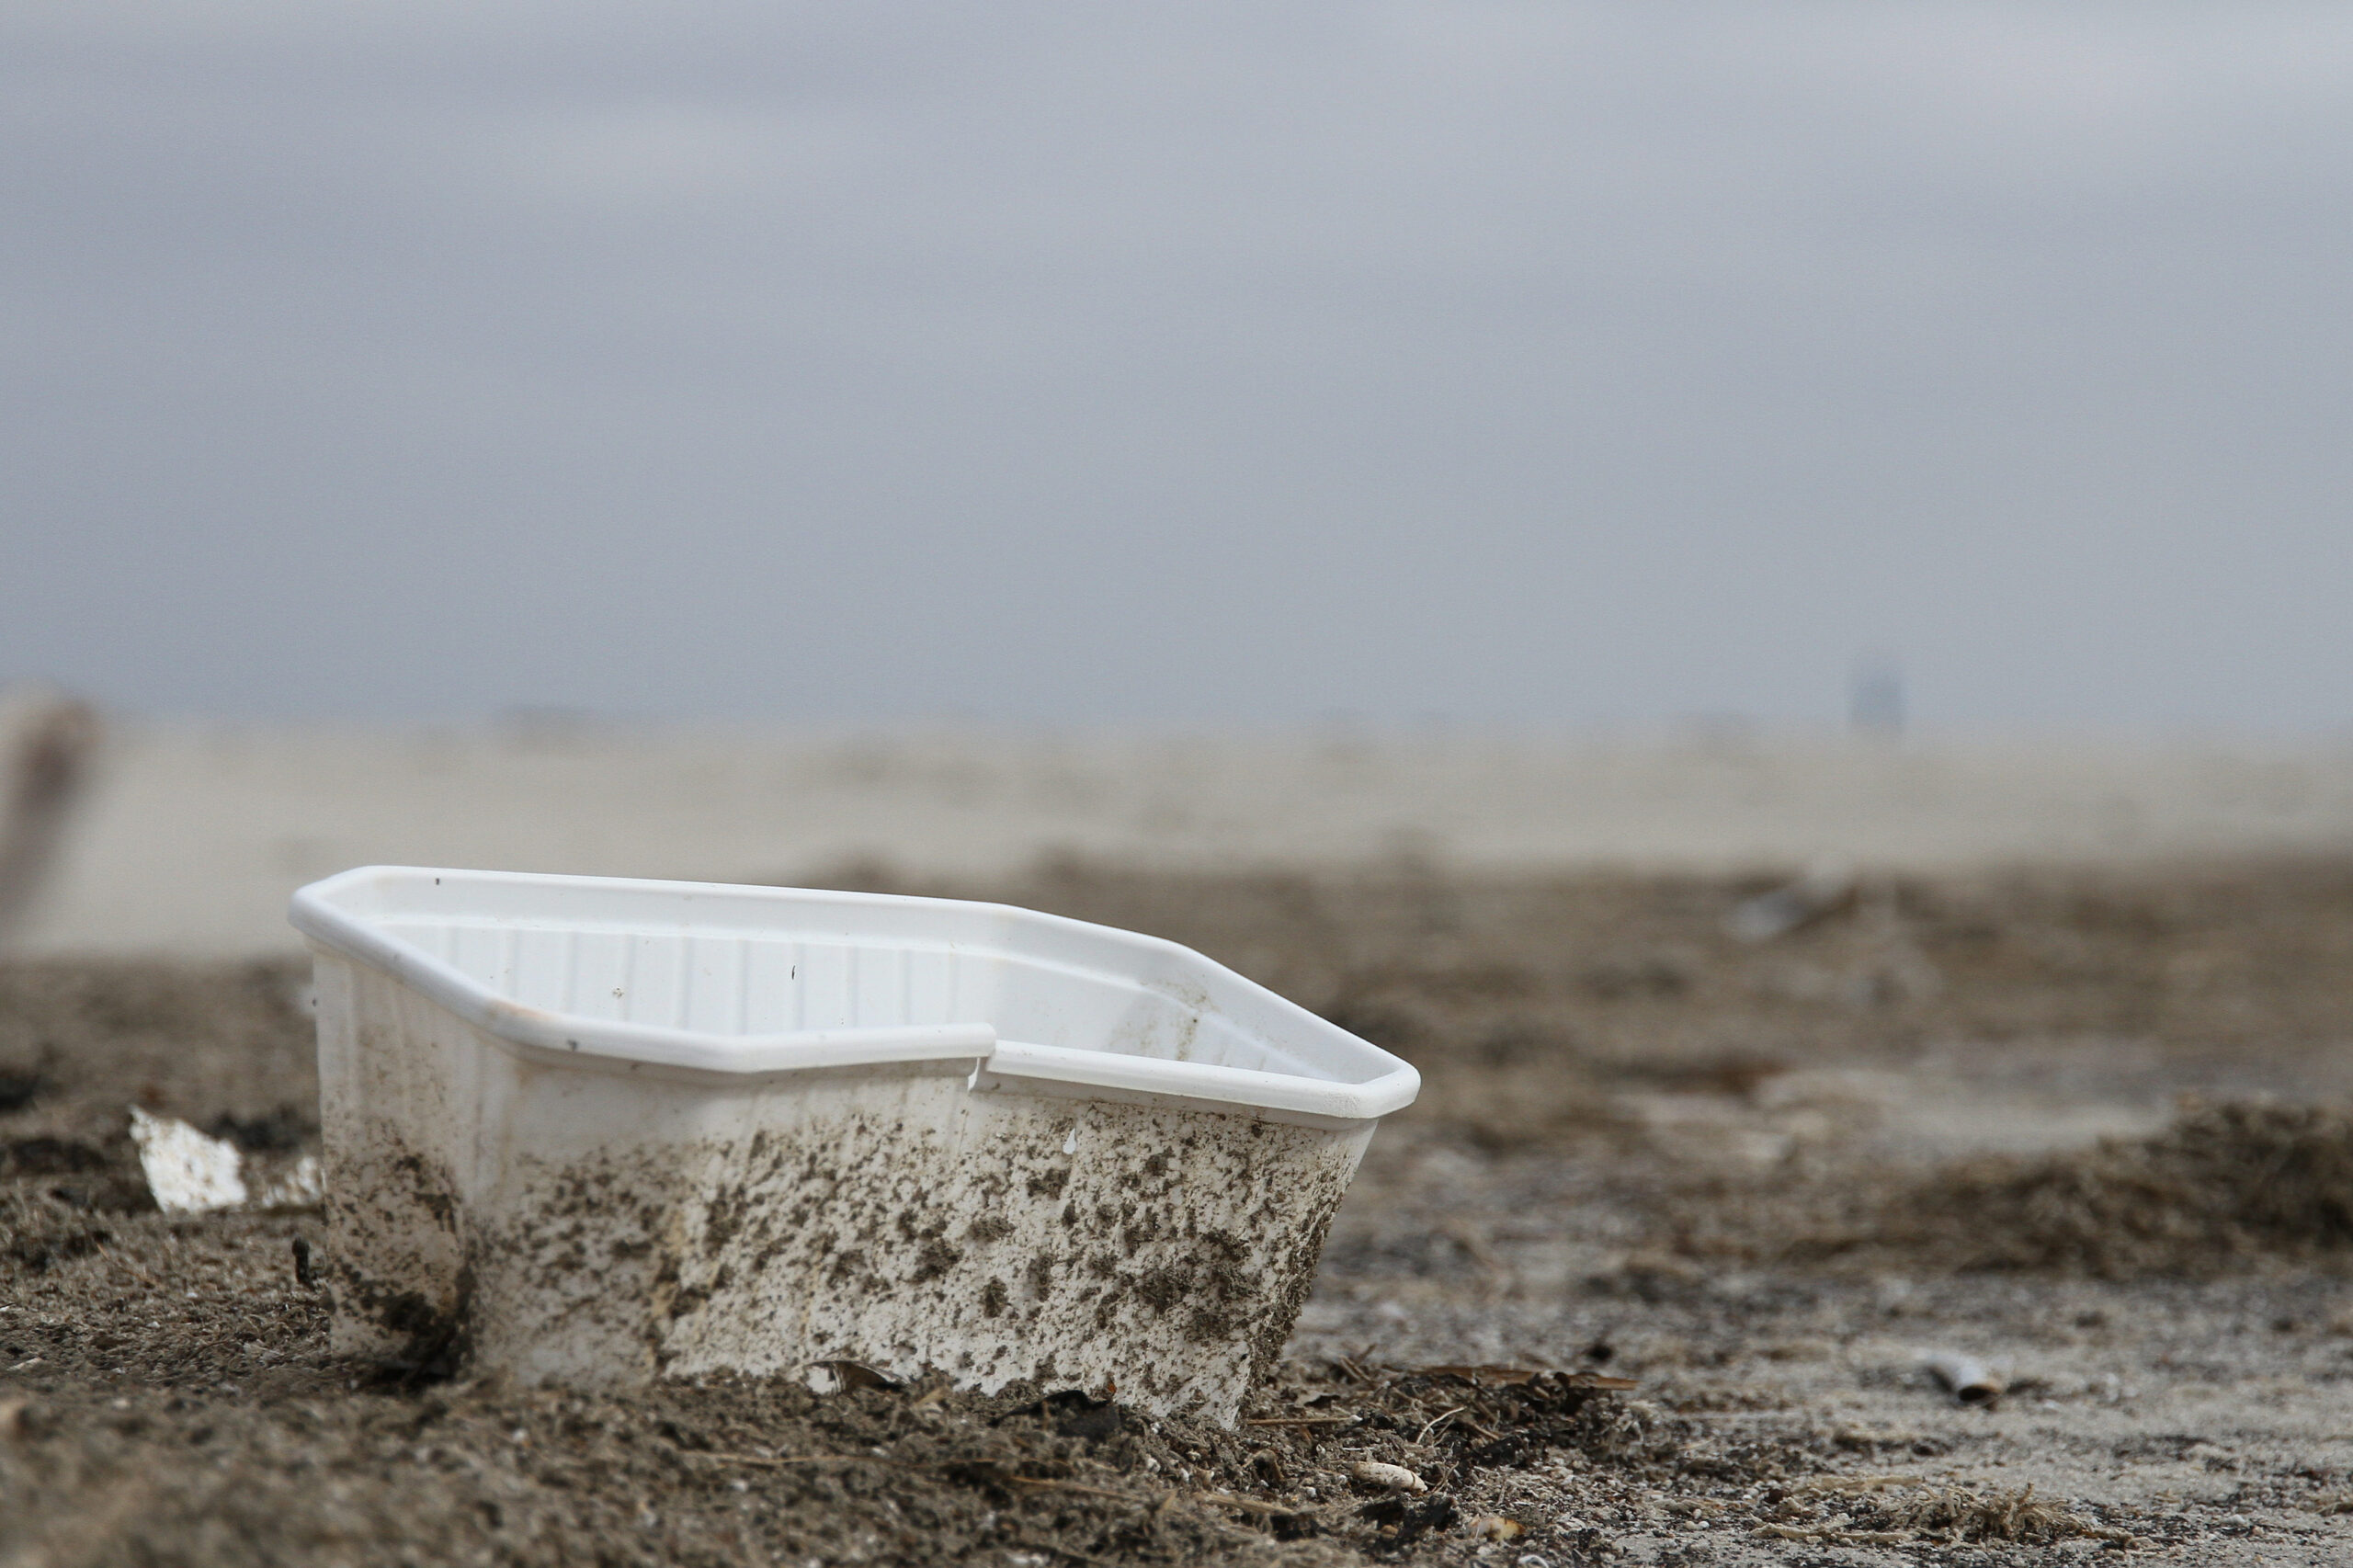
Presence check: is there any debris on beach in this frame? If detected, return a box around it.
[1756,1479,2142,1549]
[251,1153,325,1210]
[1892,1100,2353,1276]
[129,1107,247,1212]
[13,861,2350,1562]
[1919,1350,2005,1406]
[1724,855,1857,942]
[1349,1460,1427,1494]
[291,865,1415,1418]
[128,1107,321,1214]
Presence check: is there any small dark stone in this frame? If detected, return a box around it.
[3,1137,107,1176]
[206,1108,312,1154]
[1357,1492,1458,1551]
[1040,1390,1123,1443]
[0,1070,43,1114]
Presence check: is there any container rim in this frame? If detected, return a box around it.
[290,865,1420,1121]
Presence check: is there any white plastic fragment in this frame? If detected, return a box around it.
[129,1107,247,1213]
[127,1110,324,1213]
[1921,1349,2006,1405]
[1724,854,1858,942]
[1351,1461,1428,1494]
[254,1154,326,1210]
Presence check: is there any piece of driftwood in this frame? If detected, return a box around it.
[0,691,100,947]
[1921,1350,2004,1405]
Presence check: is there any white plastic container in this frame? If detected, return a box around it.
[290,867,1416,1423]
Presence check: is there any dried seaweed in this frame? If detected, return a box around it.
[1889,1101,2353,1277]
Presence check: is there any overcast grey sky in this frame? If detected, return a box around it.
[3,2,2349,731]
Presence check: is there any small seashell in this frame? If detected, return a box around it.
[1350,1460,1427,1494]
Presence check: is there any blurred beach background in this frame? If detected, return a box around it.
[10,6,2353,1560]
[6,4,2353,937]
[6,712,2353,957]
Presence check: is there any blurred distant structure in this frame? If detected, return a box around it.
[1850,653,1905,740]
[0,687,103,949]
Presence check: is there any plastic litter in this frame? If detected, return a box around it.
[290,866,1419,1423]
[127,1108,325,1213]
[1921,1350,2006,1405]
[255,1154,326,1210]
[130,1108,247,1213]
[1724,854,1858,942]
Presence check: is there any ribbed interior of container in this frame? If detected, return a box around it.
[377,912,1316,1080]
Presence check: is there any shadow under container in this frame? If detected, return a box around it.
[289,867,1418,1424]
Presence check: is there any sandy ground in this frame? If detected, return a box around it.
[10,858,2353,1563]
[14,722,2353,956]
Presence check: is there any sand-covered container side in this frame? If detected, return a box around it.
[297,867,1411,1422]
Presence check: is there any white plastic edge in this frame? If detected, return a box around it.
[289,866,1421,1119]
[290,878,995,1077]
[982,1040,1416,1123]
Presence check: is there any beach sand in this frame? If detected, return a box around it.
[7,732,2353,1562]
[13,722,2353,957]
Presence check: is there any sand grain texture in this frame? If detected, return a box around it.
[10,861,2353,1562]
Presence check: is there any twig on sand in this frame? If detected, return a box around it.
[696,1451,918,1471]
[1189,1490,1315,1518]
[1756,1522,1909,1544]
[1008,1538,1122,1568]
[1802,1474,1932,1493]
